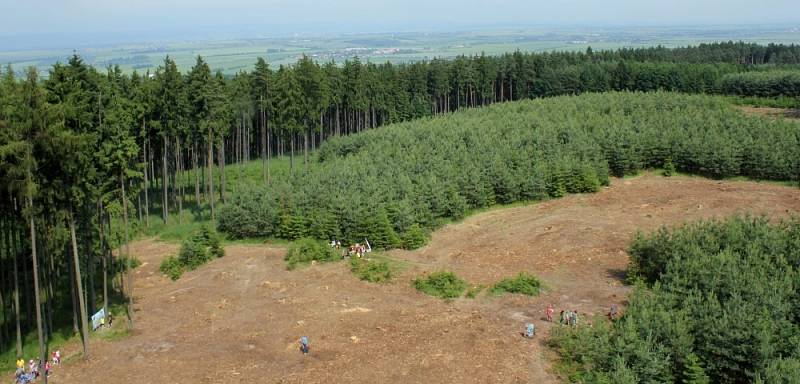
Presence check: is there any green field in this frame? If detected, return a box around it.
[2,25,799,77]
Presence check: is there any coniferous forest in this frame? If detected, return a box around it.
[1,41,800,375]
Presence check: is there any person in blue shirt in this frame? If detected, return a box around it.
[525,323,536,338]
[300,336,310,354]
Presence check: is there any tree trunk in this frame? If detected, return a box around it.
[86,224,95,318]
[23,236,30,329]
[98,201,108,321]
[68,241,78,333]
[143,125,150,227]
[303,128,309,171]
[260,95,267,184]
[335,106,340,136]
[121,171,134,329]
[175,136,183,224]
[290,134,295,174]
[44,236,54,340]
[27,192,47,384]
[162,135,169,223]
[193,141,201,206]
[207,129,215,220]
[218,141,226,204]
[69,212,90,358]
[12,219,22,357]
[0,247,6,349]
[266,119,271,184]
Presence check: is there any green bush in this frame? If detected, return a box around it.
[663,157,676,177]
[401,223,429,250]
[159,256,184,281]
[284,237,339,270]
[179,225,224,270]
[350,258,392,283]
[160,226,225,280]
[413,271,468,299]
[490,272,542,296]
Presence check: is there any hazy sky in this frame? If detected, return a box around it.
[1,0,798,41]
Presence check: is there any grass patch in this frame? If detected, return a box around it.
[465,284,485,298]
[413,271,468,299]
[370,252,412,272]
[350,257,393,283]
[490,272,542,296]
[222,237,290,246]
[284,238,339,270]
[117,255,142,270]
[93,327,131,342]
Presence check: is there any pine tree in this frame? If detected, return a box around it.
[683,353,711,384]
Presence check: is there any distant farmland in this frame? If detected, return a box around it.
[2,25,799,77]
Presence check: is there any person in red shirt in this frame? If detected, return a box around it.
[546,304,555,322]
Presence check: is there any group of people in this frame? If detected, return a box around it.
[545,304,580,328]
[559,309,580,327]
[14,351,60,383]
[330,239,371,258]
[524,303,621,337]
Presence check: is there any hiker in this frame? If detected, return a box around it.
[609,304,619,320]
[300,336,310,354]
[16,372,34,384]
[546,304,554,322]
[44,361,51,377]
[330,240,336,248]
[15,366,24,380]
[16,358,24,370]
[571,310,579,327]
[53,350,61,365]
[29,359,38,378]
[525,323,536,338]
[559,310,566,325]
[336,240,341,250]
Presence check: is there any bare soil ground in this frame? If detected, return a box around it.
[47,174,800,384]
[737,105,800,120]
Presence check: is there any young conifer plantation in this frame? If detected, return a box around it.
[0,41,799,376]
[550,216,800,382]
[218,92,800,246]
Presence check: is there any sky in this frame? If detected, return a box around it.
[1,0,798,46]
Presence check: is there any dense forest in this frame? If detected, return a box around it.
[550,216,800,383]
[720,70,800,97]
[218,92,800,245]
[1,41,800,372]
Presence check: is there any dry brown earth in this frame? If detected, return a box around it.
[46,174,799,384]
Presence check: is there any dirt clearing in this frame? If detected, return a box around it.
[49,174,799,384]
[737,105,800,120]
